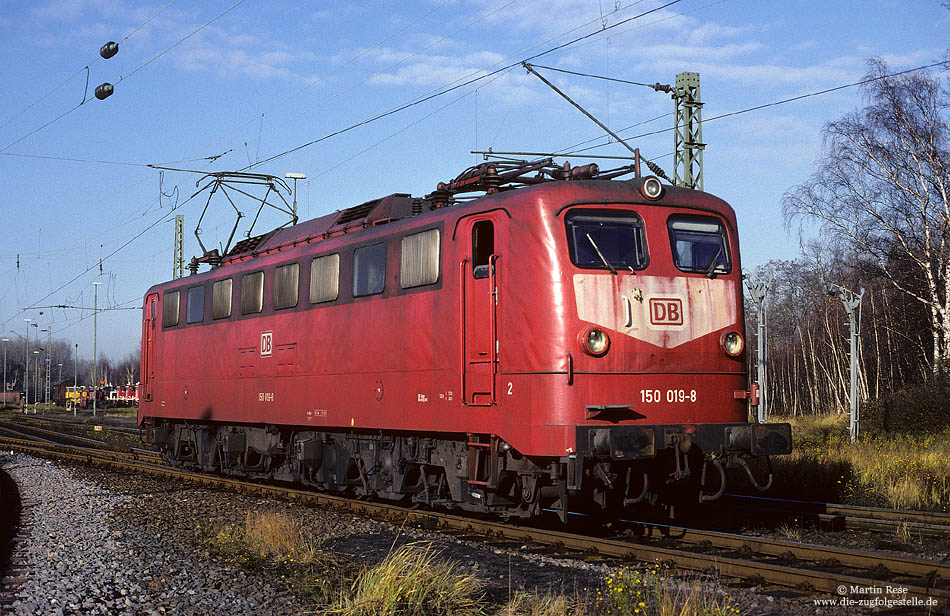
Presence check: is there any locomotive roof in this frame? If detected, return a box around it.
[148,177,735,293]
[247,179,733,256]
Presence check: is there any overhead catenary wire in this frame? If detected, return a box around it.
[8,3,945,339]
[0,0,662,174]
[1,189,203,327]
[526,63,672,91]
[253,0,524,147]
[564,59,950,157]
[0,0,181,134]
[244,0,686,170]
[0,0,248,154]
[313,67,519,182]
[0,0,470,266]
[188,0,459,159]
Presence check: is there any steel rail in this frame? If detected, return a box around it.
[2,436,947,607]
[723,494,950,536]
[0,419,127,451]
[627,522,950,586]
[4,413,142,436]
[0,436,161,464]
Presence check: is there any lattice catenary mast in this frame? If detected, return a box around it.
[173,215,184,280]
[673,72,704,191]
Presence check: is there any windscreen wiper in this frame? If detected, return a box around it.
[586,233,617,275]
[704,245,724,278]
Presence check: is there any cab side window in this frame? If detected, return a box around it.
[310,254,340,303]
[400,229,440,288]
[212,279,232,319]
[162,290,180,328]
[274,263,300,309]
[472,221,493,279]
[353,243,386,297]
[241,271,264,314]
[186,286,205,324]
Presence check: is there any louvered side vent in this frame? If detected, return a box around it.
[227,233,268,257]
[334,199,380,226]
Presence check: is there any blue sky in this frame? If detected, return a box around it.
[0,0,948,361]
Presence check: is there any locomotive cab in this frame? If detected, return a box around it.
[506,176,792,518]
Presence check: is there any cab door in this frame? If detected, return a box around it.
[142,294,158,401]
[459,214,503,405]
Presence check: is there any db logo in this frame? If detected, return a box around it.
[260,331,273,357]
[649,298,684,326]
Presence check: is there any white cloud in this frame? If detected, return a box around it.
[365,48,507,87]
[171,26,318,83]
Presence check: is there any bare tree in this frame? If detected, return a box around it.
[785,59,950,373]
[116,350,141,384]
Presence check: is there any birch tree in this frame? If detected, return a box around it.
[784,59,950,374]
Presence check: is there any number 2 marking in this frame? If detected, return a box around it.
[507,382,513,395]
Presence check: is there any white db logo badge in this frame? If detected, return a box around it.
[649,298,683,326]
[260,331,273,357]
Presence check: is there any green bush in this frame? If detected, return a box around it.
[862,378,950,434]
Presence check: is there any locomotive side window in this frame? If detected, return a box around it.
[274,263,300,309]
[400,229,440,288]
[565,210,647,271]
[241,271,264,314]
[353,243,386,297]
[310,254,340,303]
[212,279,232,319]
[668,216,731,275]
[162,290,180,328]
[186,286,205,324]
[472,221,493,279]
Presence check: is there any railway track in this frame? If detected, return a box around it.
[1,433,947,608]
[0,419,158,458]
[723,493,950,538]
[0,411,141,436]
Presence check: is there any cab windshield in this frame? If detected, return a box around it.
[565,210,647,271]
[668,216,731,275]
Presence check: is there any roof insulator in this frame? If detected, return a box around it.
[94,83,114,100]
[99,41,119,59]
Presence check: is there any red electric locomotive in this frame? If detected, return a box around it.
[139,159,791,521]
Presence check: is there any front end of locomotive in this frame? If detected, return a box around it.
[537,177,791,519]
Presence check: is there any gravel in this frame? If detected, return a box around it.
[1,452,307,615]
[0,450,882,615]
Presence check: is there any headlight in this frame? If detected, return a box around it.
[579,327,610,356]
[640,176,664,200]
[720,330,744,357]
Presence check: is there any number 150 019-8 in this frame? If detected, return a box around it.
[640,389,697,404]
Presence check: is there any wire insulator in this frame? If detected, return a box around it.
[99,41,119,59]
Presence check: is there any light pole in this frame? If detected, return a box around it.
[744,275,771,423]
[73,343,78,417]
[1,337,8,406]
[285,172,306,224]
[92,280,102,418]
[32,349,40,414]
[40,327,51,411]
[46,327,52,409]
[828,283,865,444]
[24,318,31,412]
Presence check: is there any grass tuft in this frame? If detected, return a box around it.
[594,564,739,616]
[770,414,950,512]
[496,591,576,616]
[193,513,747,615]
[194,511,353,604]
[331,542,486,616]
